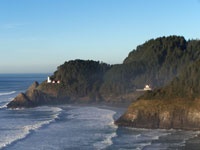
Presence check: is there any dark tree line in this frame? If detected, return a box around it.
[42,36,200,99]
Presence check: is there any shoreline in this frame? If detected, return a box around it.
[91,105,200,150]
[4,102,200,150]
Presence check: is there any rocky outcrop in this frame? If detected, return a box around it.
[7,93,35,108]
[115,99,200,130]
[25,81,39,97]
[7,81,60,108]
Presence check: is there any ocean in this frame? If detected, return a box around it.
[0,74,200,150]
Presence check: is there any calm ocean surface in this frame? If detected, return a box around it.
[0,74,200,150]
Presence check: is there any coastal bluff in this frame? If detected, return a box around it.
[115,59,200,130]
[115,99,200,130]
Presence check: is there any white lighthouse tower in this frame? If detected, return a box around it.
[47,76,52,83]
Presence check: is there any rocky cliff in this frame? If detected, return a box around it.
[7,81,63,108]
[115,99,200,130]
[115,59,200,130]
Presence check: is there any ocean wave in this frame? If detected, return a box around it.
[136,130,200,150]
[0,106,62,150]
[0,91,16,96]
[94,132,117,150]
[67,107,118,150]
[136,142,152,150]
[114,128,173,150]
[0,102,9,109]
[0,98,14,109]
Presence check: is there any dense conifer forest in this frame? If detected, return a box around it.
[45,36,200,100]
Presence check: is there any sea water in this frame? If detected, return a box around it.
[0,74,200,150]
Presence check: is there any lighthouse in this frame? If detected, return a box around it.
[144,85,151,91]
[47,76,52,83]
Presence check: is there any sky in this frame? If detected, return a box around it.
[0,0,200,73]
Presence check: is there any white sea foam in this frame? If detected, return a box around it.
[0,106,62,150]
[0,97,14,109]
[120,129,172,150]
[67,107,118,150]
[136,134,141,138]
[93,132,117,150]
[136,130,200,150]
[94,108,117,150]
[94,122,118,150]
[0,91,16,96]
[0,102,9,109]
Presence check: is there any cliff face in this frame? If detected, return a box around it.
[115,59,200,130]
[115,99,200,130]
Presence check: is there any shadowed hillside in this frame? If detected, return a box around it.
[101,36,200,96]
[139,58,200,100]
